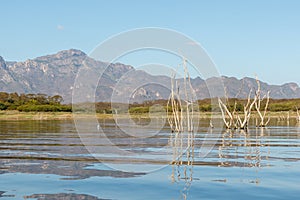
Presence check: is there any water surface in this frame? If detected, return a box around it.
[0,119,299,199]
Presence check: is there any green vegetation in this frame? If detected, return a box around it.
[197,98,300,113]
[106,98,300,114]
[1,91,300,114]
[268,99,300,111]
[0,92,72,112]
[92,98,300,114]
[129,106,150,114]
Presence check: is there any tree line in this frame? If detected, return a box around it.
[0,92,71,112]
[1,91,300,113]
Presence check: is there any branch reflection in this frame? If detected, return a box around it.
[170,129,195,200]
[218,127,271,184]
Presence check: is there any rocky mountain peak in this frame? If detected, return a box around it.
[34,49,87,63]
[0,56,5,63]
[0,56,7,70]
[56,49,86,57]
[281,82,299,92]
[283,82,298,87]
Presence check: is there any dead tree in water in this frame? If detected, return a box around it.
[167,74,183,133]
[236,89,257,129]
[218,77,270,129]
[218,97,237,129]
[218,90,256,130]
[296,107,300,123]
[167,58,195,168]
[218,79,253,130]
[218,85,239,129]
[254,78,270,127]
[183,58,195,133]
[167,58,195,133]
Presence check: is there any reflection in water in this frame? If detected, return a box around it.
[24,193,110,200]
[0,120,145,179]
[1,119,300,199]
[167,117,300,199]
[218,127,272,184]
[169,128,196,199]
[218,128,271,169]
[172,125,274,198]
[0,191,15,198]
[0,159,144,180]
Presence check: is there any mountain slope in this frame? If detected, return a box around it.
[0,49,299,102]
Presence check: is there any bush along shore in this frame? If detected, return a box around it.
[0,92,72,112]
[1,92,300,121]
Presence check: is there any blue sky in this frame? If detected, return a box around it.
[1,0,300,85]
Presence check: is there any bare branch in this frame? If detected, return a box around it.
[236,88,257,129]
[254,77,270,127]
[218,98,231,129]
[296,107,300,122]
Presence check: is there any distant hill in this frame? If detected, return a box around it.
[1,49,300,102]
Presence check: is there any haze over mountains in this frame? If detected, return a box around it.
[0,49,299,103]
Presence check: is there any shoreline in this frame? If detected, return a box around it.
[0,110,299,121]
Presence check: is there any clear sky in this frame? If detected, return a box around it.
[1,0,300,85]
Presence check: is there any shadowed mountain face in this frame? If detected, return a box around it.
[0,49,299,102]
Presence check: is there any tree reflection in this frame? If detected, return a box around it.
[24,193,109,200]
[169,124,198,200]
[218,127,271,184]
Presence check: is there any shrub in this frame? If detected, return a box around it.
[0,103,8,110]
[199,104,212,112]
[269,103,293,112]
[129,106,150,114]
[17,104,72,112]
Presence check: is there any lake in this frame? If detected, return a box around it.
[0,119,299,199]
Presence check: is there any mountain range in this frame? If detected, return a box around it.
[1,49,300,103]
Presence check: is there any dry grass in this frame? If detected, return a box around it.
[0,110,299,121]
[0,110,73,120]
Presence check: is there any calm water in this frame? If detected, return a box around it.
[0,119,300,200]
